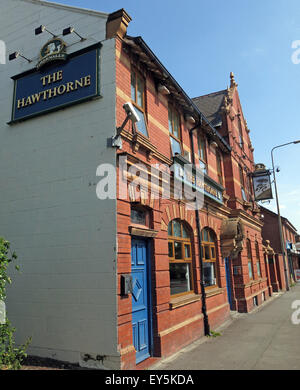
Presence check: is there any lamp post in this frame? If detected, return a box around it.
[271,140,300,291]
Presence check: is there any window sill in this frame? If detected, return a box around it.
[242,278,268,288]
[205,287,224,298]
[169,293,201,310]
[129,226,158,238]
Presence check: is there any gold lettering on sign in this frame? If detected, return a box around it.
[84,75,91,86]
[57,84,66,95]
[48,87,58,99]
[17,98,25,109]
[66,82,74,93]
[40,70,63,86]
[17,72,93,110]
[25,96,32,106]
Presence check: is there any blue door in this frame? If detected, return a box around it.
[131,238,151,364]
[225,258,233,309]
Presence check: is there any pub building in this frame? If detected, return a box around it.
[0,0,271,370]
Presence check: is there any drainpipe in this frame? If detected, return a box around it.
[188,121,210,336]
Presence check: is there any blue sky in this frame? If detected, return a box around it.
[46,0,300,232]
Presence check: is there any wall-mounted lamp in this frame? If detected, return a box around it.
[62,27,86,41]
[35,25,56,37]
[9,51,32,63]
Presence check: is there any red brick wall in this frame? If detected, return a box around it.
[114,37,266,369]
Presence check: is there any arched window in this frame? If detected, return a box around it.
[201,228,218,288]
[255,241,261,278]
[247,239,254,280]
[168,220,193,296]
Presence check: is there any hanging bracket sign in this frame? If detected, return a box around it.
[251,164,273,201]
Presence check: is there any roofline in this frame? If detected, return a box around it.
[260,206,298,233]
[130,36,231,153]
[193,89,227,100]
[19,0,109,18]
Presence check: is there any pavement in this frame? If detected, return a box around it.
[151,284,300,370]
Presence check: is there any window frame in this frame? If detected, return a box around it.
[255,241,262,278]
[216,151,223,185]
[201,228,218,289]
[239,165,247,201]
[130,68,149,137]
[247,239,254,280]
[197,133,207,174]
[247,174,253,199]
[168,105,182,156]
[130,204,150,228]
[168,220,194,297]
[237,112,244,150]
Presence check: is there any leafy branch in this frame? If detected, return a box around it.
[0,237,31,370]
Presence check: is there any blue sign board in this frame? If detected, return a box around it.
[10,45,100,123]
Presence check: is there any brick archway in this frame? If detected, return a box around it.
[160,203,197,236]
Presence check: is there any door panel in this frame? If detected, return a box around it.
[131,238,150,364]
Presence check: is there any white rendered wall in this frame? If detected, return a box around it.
[0,0,119,368]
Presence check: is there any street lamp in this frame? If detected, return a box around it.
[271,140,300,291]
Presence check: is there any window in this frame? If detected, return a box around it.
[131,208,146,225]
[237,112,244,149]
[197,134,207,174]
[201,228,218,288]
[168,106,182,156]
[130,205,150,227]
[239,165,247,201]
[168,220,193,296]
[216,152,223,185]
[255,241,261,278]
[131,70,149,137]
[247,239,254,280]
[247,174,253,198]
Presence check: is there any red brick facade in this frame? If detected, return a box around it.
[261,206,299,287]
[107,9,278,369]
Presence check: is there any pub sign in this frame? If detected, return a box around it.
[10,43,101,123]
[252,164,273,201]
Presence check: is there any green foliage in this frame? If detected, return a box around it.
[0,238,18,301]
[0,320,31,370]
[206,330,222,338]
[0,237,31,370]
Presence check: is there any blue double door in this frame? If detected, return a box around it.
[131,238,152,364]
